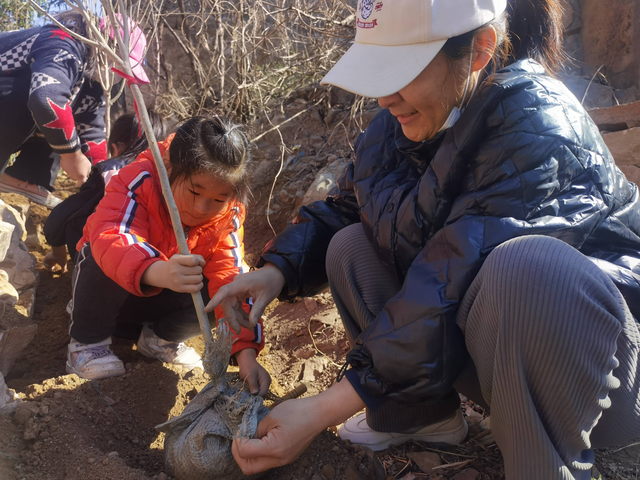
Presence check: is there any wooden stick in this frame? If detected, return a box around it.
[269,383,307,409]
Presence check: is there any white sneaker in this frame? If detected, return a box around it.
[338,409,468,452]
[136,323,203,370]
[66,337,126,380]
[0,178,62,209]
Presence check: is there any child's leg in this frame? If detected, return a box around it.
[115,285,209,370]
[70,244,131,344]
[116,282,209,342]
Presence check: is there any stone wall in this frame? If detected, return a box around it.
[0,195,37,416]
[561,0,640,108]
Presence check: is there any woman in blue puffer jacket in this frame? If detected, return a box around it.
[207,1,640,478]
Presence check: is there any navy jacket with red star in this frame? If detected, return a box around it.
[0,25,107,163]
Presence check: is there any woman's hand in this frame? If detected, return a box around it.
[205,263,285,334]
[232,379,365,475]
[141,254,205,293]
[60,151,92,185]
[43,246,68,273]
[235,348,271,397]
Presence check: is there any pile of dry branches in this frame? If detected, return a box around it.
[145,0,357,122]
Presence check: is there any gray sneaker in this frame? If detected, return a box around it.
[136,323,203,370]
[66,337,126,380]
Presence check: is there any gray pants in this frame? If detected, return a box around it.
[326,224,640,480]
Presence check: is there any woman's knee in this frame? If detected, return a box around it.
[326,223,368,284]
[464,235,628,340]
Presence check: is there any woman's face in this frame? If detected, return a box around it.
[378,51,461,142]
[377,27,496,143]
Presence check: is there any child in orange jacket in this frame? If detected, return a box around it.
[67,116,270,395]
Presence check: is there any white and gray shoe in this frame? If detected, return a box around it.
[136,323,202,370]
[338,409,468,451]
[0,179,62,209]
[66,337,126,380]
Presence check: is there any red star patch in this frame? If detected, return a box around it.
[85,140,107,164]
[50,29,74,42]
[43,98,76,141]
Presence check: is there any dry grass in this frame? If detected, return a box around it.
[143,0,358,123]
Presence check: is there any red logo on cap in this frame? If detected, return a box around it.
[357,19,378,29]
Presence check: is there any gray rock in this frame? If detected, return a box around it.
[562,76,615,109]
[0,240,36,292]
[0,371,22,415]
[0,222,14,263]
[300,356,329,382]
[0,322,37,376]
[0,270,19,314]
[296,157,352,213]
[304,297,317,312]
[407,452,442,473]
[0,200,26,244]
[16,287,36,320]
[0,194,30,220]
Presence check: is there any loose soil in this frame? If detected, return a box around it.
[1,100,638,480]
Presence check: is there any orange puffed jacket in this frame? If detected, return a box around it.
[78,136,263,355]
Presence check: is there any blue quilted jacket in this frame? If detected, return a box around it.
[261,60,640,403]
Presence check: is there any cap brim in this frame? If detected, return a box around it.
[321,40,447,98]
[131,62,150,84]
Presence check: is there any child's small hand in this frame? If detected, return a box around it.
[142,254,205,293]
[236,348,271,397]
[43,246,68,273]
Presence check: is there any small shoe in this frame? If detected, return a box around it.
[0,178,62,209]
[338,409,468,452]
[66,337,126,380]
[136,323,203,370]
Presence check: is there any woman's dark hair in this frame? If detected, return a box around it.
[108,110,167,161]
[49,11,97,79]
[169,116,253,205]
[442,0,565,75]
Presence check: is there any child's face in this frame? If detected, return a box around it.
[171,173,235,227]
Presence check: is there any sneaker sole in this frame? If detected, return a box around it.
[0,182,62,209]
[137,348,203,371]
[66,361,126,380]
[342,417,469,452]
[136,340,202,371]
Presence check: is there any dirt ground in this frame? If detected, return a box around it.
[1,101,639,480]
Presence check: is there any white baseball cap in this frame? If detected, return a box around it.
[321,0,507,98]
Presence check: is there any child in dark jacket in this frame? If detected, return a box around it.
[67,116,270,396]
[43,110,167,271]
[0,11,149,208]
